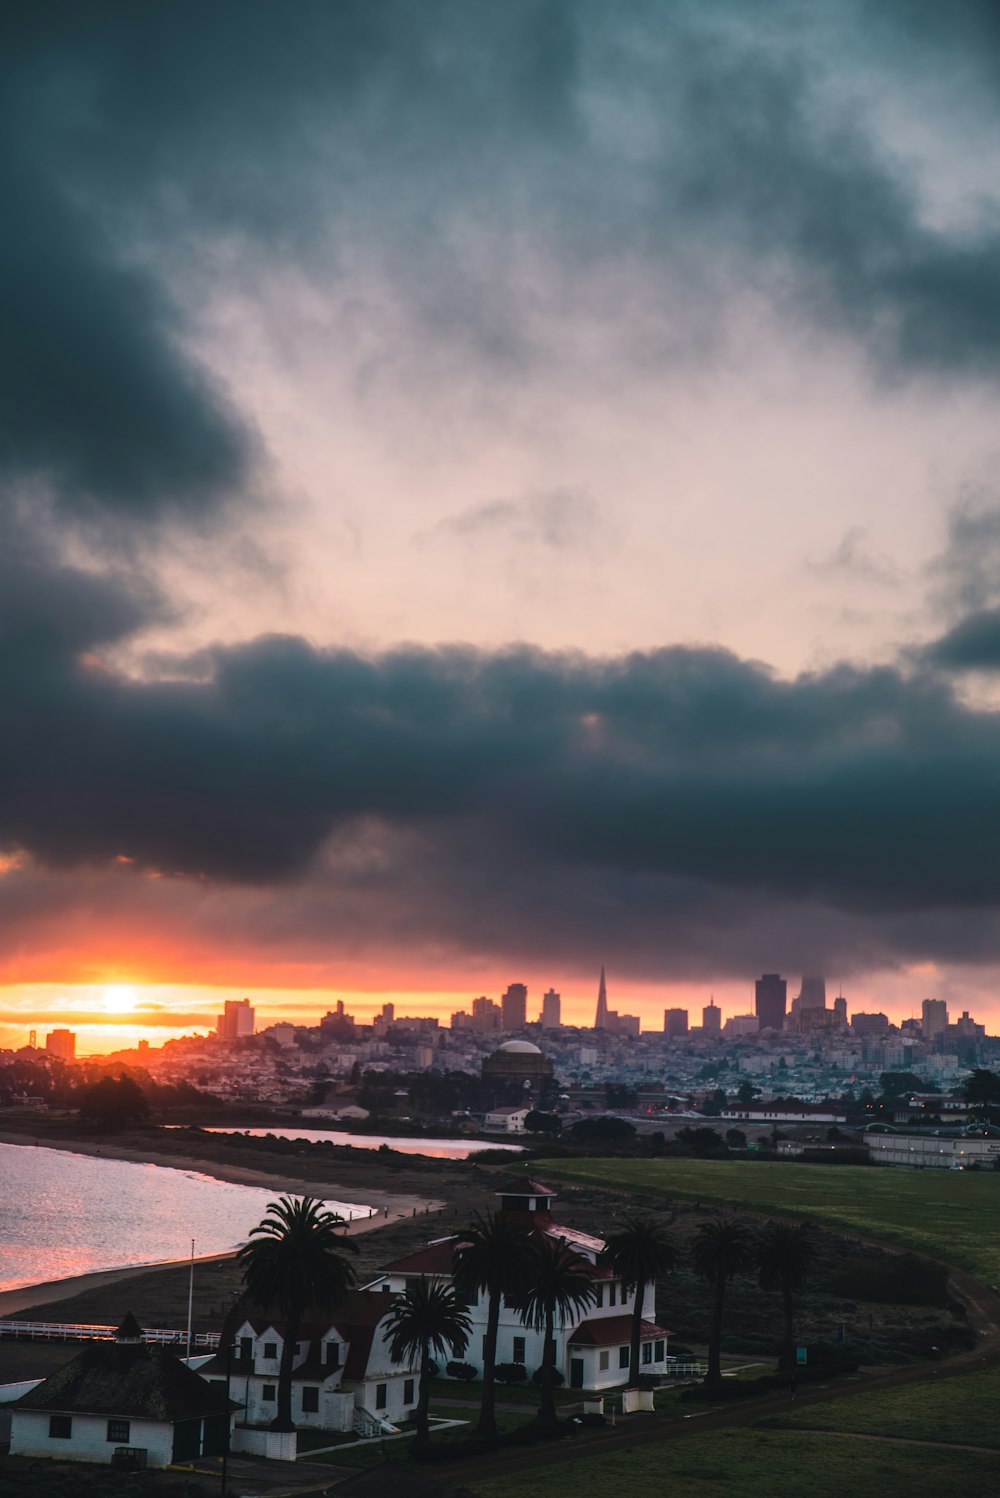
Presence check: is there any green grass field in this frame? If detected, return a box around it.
[758,1364,1000,1448]
[529,1157,1000,1281]
[474,1428,997,1498]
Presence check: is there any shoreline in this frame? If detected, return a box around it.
[0,1129,450,1320]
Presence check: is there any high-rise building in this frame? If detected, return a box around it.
[45,1028,76,1062]
[922,998,949,1039]
[216,998,256,1041]
[472,996,502,1033]
[851,1012,889,1037]
[702,1000,721,1035]
[615,1014,641,1037]
[796,976,827,1010]
[833,994,848,1027]
[754,974,787,1032]
[663,1008,689,1038]
[594,966,609,1030]
[501,983,527,1030]
[319,1000,354,1039]
[723,1014,759,1037]
[540,989,561,1029]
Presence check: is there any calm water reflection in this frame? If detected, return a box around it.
[0,1142,372,1294]
[200,1124,524,1158]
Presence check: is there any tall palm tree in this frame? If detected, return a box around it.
[757,1220,817,1372]
[238,1196,357,1431]
[453,1209,534,1438]
[606,1217,677,1382]
[384,1280,472,1450]
[690,1218,755,1388]
[514,1236,598,1427]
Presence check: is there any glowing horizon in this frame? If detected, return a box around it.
[4,965,996,1058]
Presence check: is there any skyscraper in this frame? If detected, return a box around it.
[702,1000,721,1035]
[796,976,827,1010]
[540,988,561,1029]
[501,982,527,1030]
[754,973,787,1032]
[833,994,848,1027]
[45,1028,76,1062]
[472,996,502,1033]
[216,997,255,1041]
[663,1008,689,1038]
[922,998,948,1039]
[594,965,609,1030]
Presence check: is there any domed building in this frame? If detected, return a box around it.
[481,1038,554,1090]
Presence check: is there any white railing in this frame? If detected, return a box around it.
[660,1361,707,1378]
[0,1320,219,1348]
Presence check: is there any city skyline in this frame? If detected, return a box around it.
[1,965,980,1057]
[8,6,1000,1043]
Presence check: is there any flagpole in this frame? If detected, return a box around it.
[186,1239,194,1360]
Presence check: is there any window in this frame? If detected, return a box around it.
[49,1415,72,1440]
[375,1383,388,1410]
[642,1343,653,1364]
[107,1418,131,1443]
[609,1282,617,1307]
[512,1337,526,1364]
[654,1340,665,1361]
[619,1346,630,1369]
[325,1341,340,1369]
[263,1342,278,1359]
[262,1385,276,1402]
[301,1387,319,1414]
[239,1337,253,1360]
[595,1283,604,1309]
[599,1350,610,1371]
[404,1379,415,1405]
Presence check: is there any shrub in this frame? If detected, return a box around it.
[530,1365,564,1386]
[494,1362,528,1384]
[446,1360,477,1381]
[827,1253,950,1307]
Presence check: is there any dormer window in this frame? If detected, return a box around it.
[324,1342,340,1369]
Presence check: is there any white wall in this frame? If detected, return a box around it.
[10,1410,174,1468]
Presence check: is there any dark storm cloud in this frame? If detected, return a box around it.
[924,608,1000,670]
[10,0,1000,419]
[4,622,1000,919]
[0,15,253,527]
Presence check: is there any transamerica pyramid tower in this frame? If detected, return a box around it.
[595,964,609,1029]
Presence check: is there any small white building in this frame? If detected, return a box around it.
[200,1292,417,1435]
[9,1314,235,1470]
[367,1178,671,1392]
[484,1105,531,1134]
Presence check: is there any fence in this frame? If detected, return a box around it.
[0,1320,219,1348]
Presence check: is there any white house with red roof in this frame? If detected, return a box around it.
[366,1179,671,1393]
[200,1293,417,1436]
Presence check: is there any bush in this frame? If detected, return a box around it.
[494,1362,528,1384]
[530,1365,564,1386]
[827,1253,950,1307]
[446,1360,477,1381]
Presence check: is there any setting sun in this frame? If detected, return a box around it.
[103,985,137,1015]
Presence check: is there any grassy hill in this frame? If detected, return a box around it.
[523,1158,1000,1282]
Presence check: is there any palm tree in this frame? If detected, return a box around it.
[606,1217,677,1382]
[238,1196,357,1431]
[515,1236,598,1427]
[690,1218,755,1388]
[757,1221,817,1372]
[453,1209,534,1438]
[384,1280,472,1450]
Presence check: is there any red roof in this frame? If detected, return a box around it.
[377,1238,458,1275]
[568,1316,670,1347]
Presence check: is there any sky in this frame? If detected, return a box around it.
[6,2,1000,1052]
